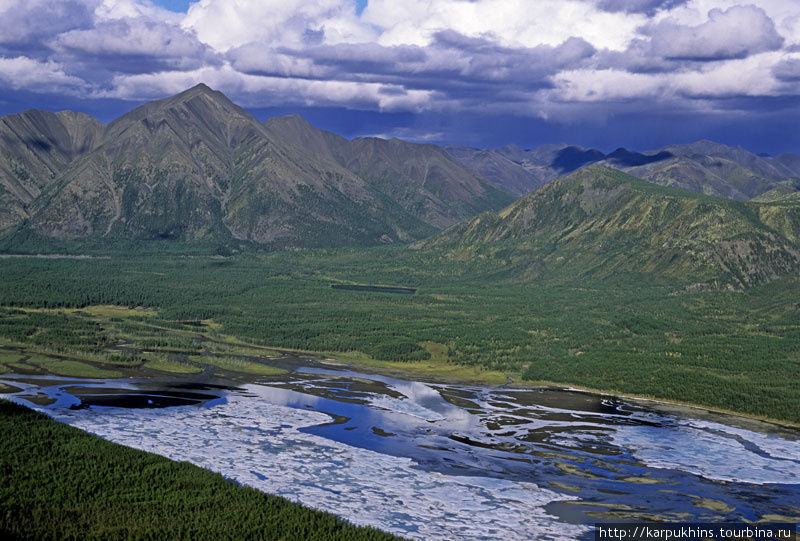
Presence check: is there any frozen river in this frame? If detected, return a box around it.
[2,364,799,540]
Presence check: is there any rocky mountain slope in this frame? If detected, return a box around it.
[263,115,512,229]
[0,110,103,230]
[2,85,513,249]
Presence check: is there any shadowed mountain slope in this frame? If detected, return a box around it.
[0,110,104,230]
[600,141,800,201]
[446,141,800,201]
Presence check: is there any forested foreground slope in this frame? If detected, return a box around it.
[0,400,399,540]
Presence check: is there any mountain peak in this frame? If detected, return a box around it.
[105,83,254,137]
[165,83,236,107]
[175,82,216,98]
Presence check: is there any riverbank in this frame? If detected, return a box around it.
[6,370,798,538]
[3,332,798,432]
[316,350,800,433]
[0,398,400,540]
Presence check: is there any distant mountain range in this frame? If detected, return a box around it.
[421,165,800,289]
[1,84,799,288]
[0,84,512,249]
[445,141,800,199]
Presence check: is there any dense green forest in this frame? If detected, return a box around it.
[0,246,798,423]
[0,399,399,540]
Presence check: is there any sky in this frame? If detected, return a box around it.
[1,0,800,154]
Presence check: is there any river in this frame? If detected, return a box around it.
[2,362,798,540]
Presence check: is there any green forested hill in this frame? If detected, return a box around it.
[424,165,800,289]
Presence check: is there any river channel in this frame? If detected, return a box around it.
[2,361,798,540]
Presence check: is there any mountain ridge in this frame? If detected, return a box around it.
[422,165,800,289]
[1,84,513,250]
[446,140,800,200]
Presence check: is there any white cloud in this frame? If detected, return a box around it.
[0,0,98,47]
[182,0,372,52]
[94,0,182,22]
[1,0,800,123]
[648,4,783,60]
[0,56,88,93]
[673,51,784,97]
[362,0,644,51]
[102,64,435,111]
[53,17,217,71]
[552,68,669,102]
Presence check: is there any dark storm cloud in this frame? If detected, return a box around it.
[230,30,595,110]
[772,58,800,82]
[0,0,96,57]
[0,0,96,45]
[593,0,688,16]
[1,0,799,156]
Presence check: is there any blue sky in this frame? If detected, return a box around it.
[152,0,192,12]
[1,0,800,154]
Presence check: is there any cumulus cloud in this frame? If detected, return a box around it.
[0,56,88,93]
[0,0,799,130]
[53,17,219,73]
[0,0,97,53]
[183,0,372,51]
[772,57,800,81]
[648,4,784,60]
[362,0,641,51]
[102,64,435,112]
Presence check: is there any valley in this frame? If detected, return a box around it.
[0,247,798,424]
[1,85,799,540]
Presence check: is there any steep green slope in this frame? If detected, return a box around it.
[424,166,800,289]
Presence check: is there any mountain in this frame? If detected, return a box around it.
[422,165,800,289]
[444,143,605,195]
[442,145,544,196]
[600,141,800,200]
[0,110,103,230]
[446,140,800,201]
[751,187,800,203]
[2,84,513,250]
[263,115,513,228]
